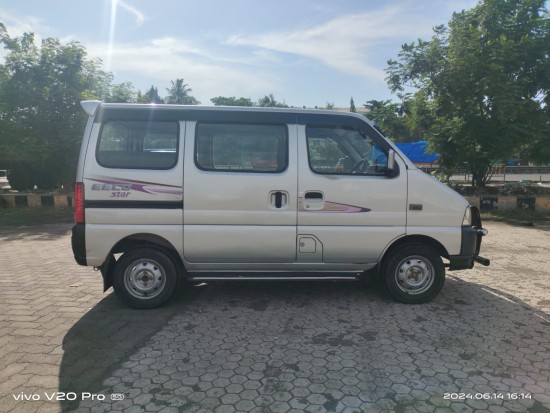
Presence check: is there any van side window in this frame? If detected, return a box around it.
[97,121,178,169]
[195,123,288,173]
[306,126,389,175]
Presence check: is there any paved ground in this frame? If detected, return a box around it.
[0,221,549,413]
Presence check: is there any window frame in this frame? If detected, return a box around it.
[194,121,289,174]
[96,119,180,170]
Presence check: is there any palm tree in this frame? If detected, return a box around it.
[165,79,199,105]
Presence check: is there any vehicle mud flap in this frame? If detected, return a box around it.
[99,254,116,292]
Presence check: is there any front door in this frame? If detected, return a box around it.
[297,122,407,265]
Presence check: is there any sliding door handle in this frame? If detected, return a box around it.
[269,191,288,209]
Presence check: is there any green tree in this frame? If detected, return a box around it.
[165,78,199,105]
[350,97,356,113]
[363,99,412,141]
[137,85,165,104]
[210,96,254,106]
[106,81,135,103]
[257,93,288,108]
[0,25,113,188]
[400,93,435,140]
[386,0,550,186]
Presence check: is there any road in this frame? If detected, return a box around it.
[0,222,549,412]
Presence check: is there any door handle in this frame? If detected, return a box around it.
[270,191,288,209]
[304,191,323,200]
[275,191,283,208]
[303,191,324,210]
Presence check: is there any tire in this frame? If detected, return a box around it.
[113,247,178,309]
[383,243,445,304]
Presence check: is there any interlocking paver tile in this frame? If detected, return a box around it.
[1,222,550,412]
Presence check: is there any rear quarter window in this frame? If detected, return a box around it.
[195,123,288,173]
[97,120,179,169]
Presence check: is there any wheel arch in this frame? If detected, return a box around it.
[380,234,450,270]
[101,233,185,292]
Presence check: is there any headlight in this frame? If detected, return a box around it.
[462,206,472,226]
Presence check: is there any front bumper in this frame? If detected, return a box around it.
[449,207,490,270]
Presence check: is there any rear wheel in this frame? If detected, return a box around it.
[384,243,445,304]
[113,248,178,309]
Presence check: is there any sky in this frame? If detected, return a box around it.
[0,0,478,108]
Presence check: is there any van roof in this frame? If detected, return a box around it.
[81,100,375,125]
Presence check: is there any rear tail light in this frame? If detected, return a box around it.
[74,182,85,224]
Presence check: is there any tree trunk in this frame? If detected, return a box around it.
[471,169,487,187]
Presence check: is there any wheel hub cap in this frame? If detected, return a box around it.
[396,256,434,294]
[125,259,166,299]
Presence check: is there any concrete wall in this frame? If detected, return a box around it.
[1,194,72,208]
[464,196,550,211]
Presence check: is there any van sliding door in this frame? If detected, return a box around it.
[183,120,298,267]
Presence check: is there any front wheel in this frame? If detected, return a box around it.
[113,248,178,309]
[384,244,445,304]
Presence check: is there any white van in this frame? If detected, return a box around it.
[72,101,489,308]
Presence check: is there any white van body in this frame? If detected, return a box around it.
[72,101,489,308]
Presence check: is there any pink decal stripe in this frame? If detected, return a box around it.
[299,198,370,213]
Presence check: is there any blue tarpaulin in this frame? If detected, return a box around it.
[395,141,439,163]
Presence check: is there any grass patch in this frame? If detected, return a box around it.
[0,207,74,228]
